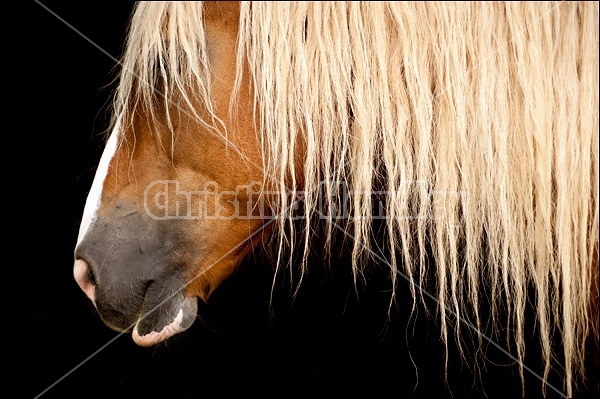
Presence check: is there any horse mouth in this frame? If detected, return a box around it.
[92,284,198,346]
[132,294,198,346]
[74,247,198,346]
[87,273,199,346]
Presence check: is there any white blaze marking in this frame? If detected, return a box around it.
[76,119,120,245]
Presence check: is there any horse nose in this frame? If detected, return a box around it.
[74,258,97,304]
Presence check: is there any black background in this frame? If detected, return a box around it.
[23,2,598,399]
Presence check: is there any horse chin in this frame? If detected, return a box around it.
[132,295,198,347]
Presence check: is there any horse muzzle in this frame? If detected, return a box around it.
[73,204,198,346]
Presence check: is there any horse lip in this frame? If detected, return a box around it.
[132,295,198,346]
[131,277,198,339]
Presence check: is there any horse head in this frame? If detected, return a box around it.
[73,2,269,346]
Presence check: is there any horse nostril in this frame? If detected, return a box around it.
[86,266,97,287]
[74,258,97,303]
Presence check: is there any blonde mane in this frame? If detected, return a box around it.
[112,2,599,396]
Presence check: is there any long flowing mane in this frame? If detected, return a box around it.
[112,2,598,396]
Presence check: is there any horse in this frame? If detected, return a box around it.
[73,2,598,397]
